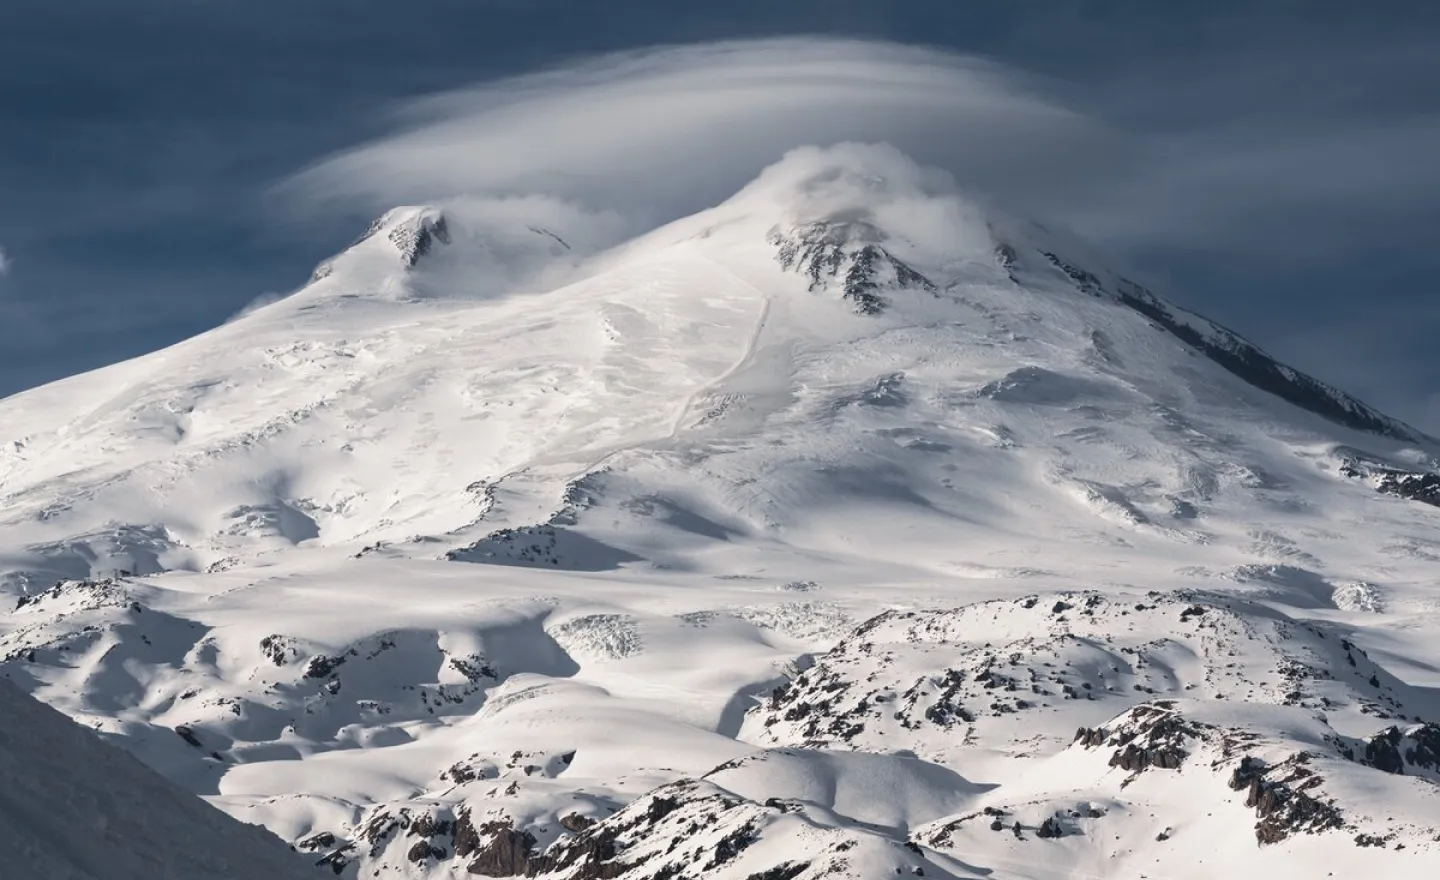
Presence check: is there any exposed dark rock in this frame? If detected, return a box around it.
[1364,728,1408,775]
[705,823,759,870]
[453,810,482,859]
[446,522,644,570]
[1074,726,1108,748]
[769,221,935,315]
[315,845,355,876]
[527,226,571,251]
[297,831,337,852]
[744,862,810,880]
[174,725,202,748]
[445,802,639,878]
[1075,703,1197,774]
[1254,784,1342,845]
[445,760,483,785]
[409,812,453,840]
[1232,753,1345,844]
[646,795,681,823]
[357,809,409,858]
[303,653,347,680]
[1339,456,1440,508]
[757,595,1282,753]
[259,634,298,666]
[1041,252,1103,296]
[1360,722,1440,778]
[14,577,124,612]
[445,655,498,682]
[465,820,538,876]
[533,825,624,879]
[408,839,444,863]
[560,813,597,833]
[1228,755,1264,791]
[388,212,451,268]
[1110,741,1186,772]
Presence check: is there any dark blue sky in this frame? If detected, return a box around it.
[3,1,1439,430]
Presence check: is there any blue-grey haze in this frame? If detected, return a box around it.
[2,1,1438,429]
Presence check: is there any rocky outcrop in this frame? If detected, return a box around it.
[307,206,452,282]
[750,591,1412,761]
[560,813,597,833]
[1339,456,1440,508]
[446,522,643,572]
[1229,753,1345,844]
[743,863,810,880]
[259,634,300,666]
[1074,702,1198,776]
[12,577,130,613]
[318,776,940,879]
[769,221,934,315]
[462,818,538,876]
[1360,722,1440,780]
[387,211,451,268]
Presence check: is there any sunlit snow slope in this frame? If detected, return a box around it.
[4,144,1440,879]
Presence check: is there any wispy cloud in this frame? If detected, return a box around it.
[0,245,48,359]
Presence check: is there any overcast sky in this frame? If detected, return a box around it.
[3,1,1438,429]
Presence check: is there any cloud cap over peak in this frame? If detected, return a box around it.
[289,37,1118,233]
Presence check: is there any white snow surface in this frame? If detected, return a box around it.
[3,144,1440,878]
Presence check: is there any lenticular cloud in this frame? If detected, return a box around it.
[290,38,1121,229]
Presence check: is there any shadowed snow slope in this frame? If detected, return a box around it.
[0,676,314,880]
[3,144,1440,878]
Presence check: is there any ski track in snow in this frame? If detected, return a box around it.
[665,253,775,441]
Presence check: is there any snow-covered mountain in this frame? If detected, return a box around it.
[3,143,1440,879]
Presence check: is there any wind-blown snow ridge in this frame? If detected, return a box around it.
[3,143,1440,879]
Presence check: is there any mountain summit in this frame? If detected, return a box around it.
[2,144,1439,878]
[0,144,1429,588]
